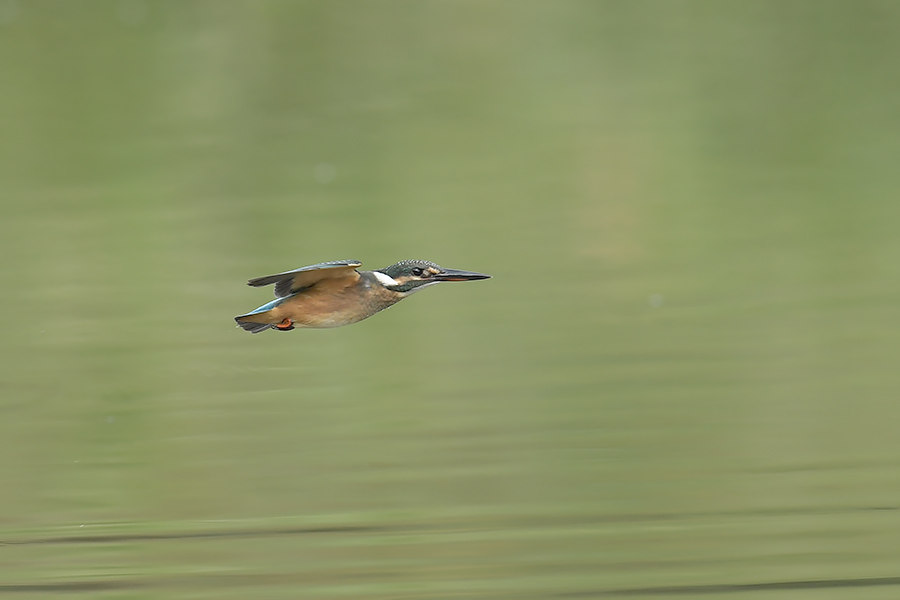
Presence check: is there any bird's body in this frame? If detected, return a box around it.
[235,259,489,333]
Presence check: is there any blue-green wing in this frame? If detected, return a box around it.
[247,259,362,297]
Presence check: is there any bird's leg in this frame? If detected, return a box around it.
[275,318,295,331]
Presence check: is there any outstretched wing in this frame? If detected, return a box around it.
[247,260,362,297]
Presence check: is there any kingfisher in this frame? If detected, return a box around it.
[235,259,490,333]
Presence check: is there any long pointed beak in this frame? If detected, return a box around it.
[435,268,491,282]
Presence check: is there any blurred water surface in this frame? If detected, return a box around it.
[2,1,900,598]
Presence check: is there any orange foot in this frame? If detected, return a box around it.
[275,318,295,331]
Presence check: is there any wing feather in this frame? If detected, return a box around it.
[247,260,362,297]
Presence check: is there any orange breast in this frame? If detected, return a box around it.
[278,277,400,328]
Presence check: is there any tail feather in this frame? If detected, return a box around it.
[235,296,286,334]
[235,318,273,334]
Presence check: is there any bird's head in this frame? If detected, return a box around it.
[373,260,490,294]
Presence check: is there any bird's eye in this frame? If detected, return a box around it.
[412,267,423,276]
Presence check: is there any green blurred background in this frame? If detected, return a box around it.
[2,1,900,597]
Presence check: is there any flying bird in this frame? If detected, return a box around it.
[235,259,490,333]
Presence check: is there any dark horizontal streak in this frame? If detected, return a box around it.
[1,504,896,547]
[570,576,900,596]
[3,575,900,596]
[0,525,377,547]
[0,580,140,593]
[497,505,899,531]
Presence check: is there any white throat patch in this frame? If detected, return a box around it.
[372,271,399,287]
